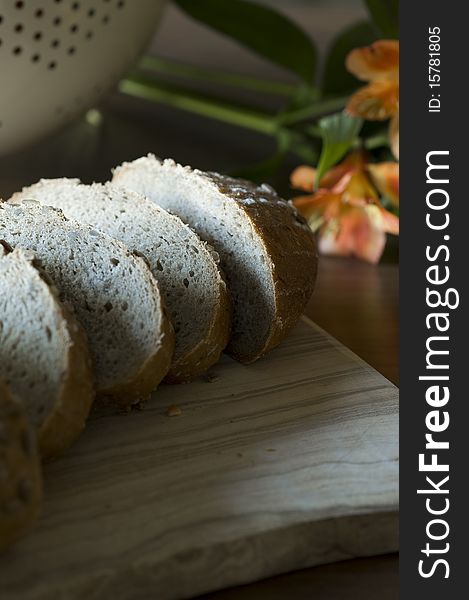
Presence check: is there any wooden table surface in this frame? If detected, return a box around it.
[308,256,399,387]
[0,2,399,596]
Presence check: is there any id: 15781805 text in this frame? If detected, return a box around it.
[428,27,441,113]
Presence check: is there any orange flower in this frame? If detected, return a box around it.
[346,40,399,159]
[291,152,399,264]
[367,162,399,207]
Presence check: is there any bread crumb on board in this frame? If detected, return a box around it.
[204,373,219,383]
[166,404,182,417]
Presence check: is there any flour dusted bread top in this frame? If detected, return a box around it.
[0,243,94,458]
[10,179,231,382]
[113,156,318,363]
[0,380,43,552]
[0,203,174,405]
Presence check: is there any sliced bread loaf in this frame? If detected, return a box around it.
[10,179,231,383]
[0,203,174,405]
[112,156,318,363]
[0,380,43,552]
[0,243,94,458]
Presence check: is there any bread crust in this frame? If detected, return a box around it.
[38,301,95,460]
[0,380,43,552]
[205,173,318,363]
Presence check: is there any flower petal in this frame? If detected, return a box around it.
[291,193,316,210]
[318,206,386,264]
[321,151,367,190]
[368,161,399,207]
[342,171,379,204]
[290,165,316,192]
[342,206,387,263]
[318,222,351,258]
[346,40,399,82]
[346,80,398,120]
[390,112,399,160]
[366,204,399,235]
[379,206,400,235]
[291,160,355,192]
[293,190,342,223]
[354,222,386,263]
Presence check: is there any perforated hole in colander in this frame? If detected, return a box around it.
[0,0,131,72]
[0,0,164,153]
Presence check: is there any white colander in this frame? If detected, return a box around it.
[0,0,166,156]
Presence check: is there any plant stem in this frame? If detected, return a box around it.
[138,56,298,96]
[277,96,349,125]
[120,76,279,136]
[364,132,390,149]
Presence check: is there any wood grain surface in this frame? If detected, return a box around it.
[0,318,398,600]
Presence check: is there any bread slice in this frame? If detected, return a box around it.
[0,203,174,405]
[0,243,95,458]
[112,156,318,363]
[0,379,43,552]
[10,179,231,383]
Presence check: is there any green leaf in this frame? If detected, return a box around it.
[364,0,399,38]
[139,56,298,96]
[322,21,377,95]
[315,112,363,189]
[174,0,317,83]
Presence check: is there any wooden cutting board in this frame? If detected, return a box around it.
[0,318,398,600]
